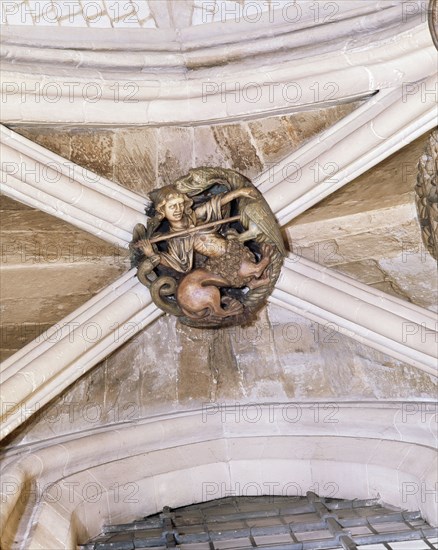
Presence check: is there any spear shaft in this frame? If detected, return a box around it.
[148,215,241,243]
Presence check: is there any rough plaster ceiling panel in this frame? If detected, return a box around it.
[285,133,438,311]
[3,303,436,450]
[0,195,129,360]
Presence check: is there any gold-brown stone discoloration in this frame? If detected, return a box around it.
[286,135,436,310]
[212,124,263,178]
[248,117,295,164]
[158,127,194,185]
[193,126,231,168]
[292,134,429,225]
[0,292,109,325]
[208,330,243,400]
[282,102,363,147]
[1,262,125,301]
[3,300,436,448]
[370,280,411,301]
[229,308,283,396]
[13,127,71,159]
[0,195,128,367]
[335,260,389,285]
[0,322,53,361]
[114,128,158,196]
[3,107,437,451]
[176,323,216,401]
[70,129,114,180]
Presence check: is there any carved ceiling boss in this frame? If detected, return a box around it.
[130,167,286,328]
[415,129,438,261]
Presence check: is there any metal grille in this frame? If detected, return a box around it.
[81,493,438,550]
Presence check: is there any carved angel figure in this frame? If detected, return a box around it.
[130,167,285,328]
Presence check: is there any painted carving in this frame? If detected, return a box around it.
[429,0,438,51]
[415,130,437,260]
[130,167,286,327]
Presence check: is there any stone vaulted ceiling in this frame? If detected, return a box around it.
[0,1,437,549]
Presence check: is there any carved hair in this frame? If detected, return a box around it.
[149,185,194,221]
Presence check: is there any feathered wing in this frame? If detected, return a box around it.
[241,198,286,256]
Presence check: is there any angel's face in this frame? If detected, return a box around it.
[164,196,185,223]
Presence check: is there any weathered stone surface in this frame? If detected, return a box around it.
[172,321,245,402]
[13,127,115,180]
[148,0,172,28]
[0,195,129,360]
[1,226,124,266]
[104,315,179,418]
[10,104,365,202]
[14,127,71,159]
[207,329,244,400]
[248,116,293,165]
[333,259,387,285]
[229,308,286,399]
[70,129,114,180]
[168,0,193,28]
[193,126,232,168]
[291,135,428,225]
[286,134,437,309]
[1,261,126,301]
[0,322,53,361]
[266,306,436,400]
[281,103,362,147]
[249,102,362,165]
[3,117,436,452]
[6,302,436,448]
[378,253,438,311]
[370,280,411,301]
[175,323,216,402]
[212,124,263,179]
[113,128,158,197]
[157,127,194,185]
